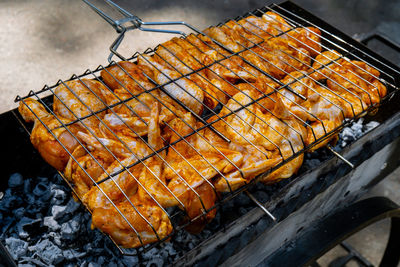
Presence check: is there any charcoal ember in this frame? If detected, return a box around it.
[17,264,36,267]
[0,189,23,211]
[51,205,67,220]
[54,199,80,223]
[143,248,164,267]
[25,193,36,206]
[161,243,177,257]
[13,207,25,219]
[23,179,32,194]
[88,262,102,267]
[43,216,61,231]
[88,256,106,266]
[8,173,24,188]
[146,257,164,267]
[19,257,47,267]
[33,182,49,197]
[47,231,62,247]
[50,185,67,205]
[63,249,86,261]
[5,237,28,260]
[253,190,269,203]
[122,255,139,266]
[233,193,251,207]
[60,216,81,241]
[28,239,63,265]
[16,217,42,239]
[302,158,321,170]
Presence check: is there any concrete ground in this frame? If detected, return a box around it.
[1,0,399,266]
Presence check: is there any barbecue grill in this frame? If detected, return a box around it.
[1,1,400,266]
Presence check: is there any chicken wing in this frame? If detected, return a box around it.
[19,98,81,171]
[138,54,205,115]
[100,61,155,95]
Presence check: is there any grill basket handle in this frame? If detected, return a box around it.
[82,0,197,62]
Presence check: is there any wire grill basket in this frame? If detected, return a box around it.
[15,0,400,254]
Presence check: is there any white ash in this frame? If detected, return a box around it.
[339,118,380,148]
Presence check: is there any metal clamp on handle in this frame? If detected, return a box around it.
[83,0,199,62]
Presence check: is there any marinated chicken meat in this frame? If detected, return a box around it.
[18,11,388,249]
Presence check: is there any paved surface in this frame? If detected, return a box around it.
[1,0,399,266]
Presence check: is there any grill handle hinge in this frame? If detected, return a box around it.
[82,0,196,62]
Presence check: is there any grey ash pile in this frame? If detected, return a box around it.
[0,119,380,266]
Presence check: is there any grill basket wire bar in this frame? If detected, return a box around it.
[269,4,400,84]
[14,0,400,254]
[245,10,381,103]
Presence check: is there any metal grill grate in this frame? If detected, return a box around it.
[14,0,400,254]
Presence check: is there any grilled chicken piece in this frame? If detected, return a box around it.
[203,26,244,53]
[136,102,179,207]
[82,155,144,210]
[91,194,172,248]
[327,62,386,106]
[64,146,114,197]
[311,50,387,106]
[283,27,322,58]
[310,50,344,81]
[100,61,155,95]
[154,38,220,109]
[180,182,217,234]
[210,89,304,191]
[81,110,158,210]
[101,61,188,137]
[53,79,112,133]
[138,54,205,115]
[280,71,344,151]
[163,113,242,230]
[261,11,292,35]
[19,98,81,171]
